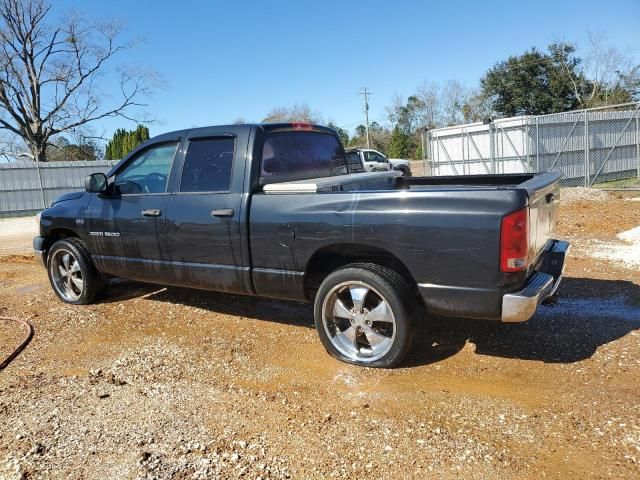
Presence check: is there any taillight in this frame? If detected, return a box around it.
[500,207,529,272]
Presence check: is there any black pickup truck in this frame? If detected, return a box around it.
[34,123,568,367]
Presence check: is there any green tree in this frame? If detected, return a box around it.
[348,122,392,153]
[387,127,413,159]
[327,122,349,146]
[481,45,588,116]
[105,125,150,160]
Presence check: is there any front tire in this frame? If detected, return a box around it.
[314,263,415,368]
[47,238,106,305]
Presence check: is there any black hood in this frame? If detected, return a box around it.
[51,190,85,206]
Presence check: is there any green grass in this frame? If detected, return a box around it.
[592,176,640,189]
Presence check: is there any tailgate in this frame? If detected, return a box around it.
[521,172,561,262]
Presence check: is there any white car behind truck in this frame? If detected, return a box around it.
[345,148,412,176]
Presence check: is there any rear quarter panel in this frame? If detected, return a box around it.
[249,188,528,318]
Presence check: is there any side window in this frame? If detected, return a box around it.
[260,131,347,184]
[180,138,235,192]
[365,151,378,163]
[115,143,177,195]
[346,151,364,173]
[366,151,386,163]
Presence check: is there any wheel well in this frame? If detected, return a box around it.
[304,244,417,300]
[47,228,78,245]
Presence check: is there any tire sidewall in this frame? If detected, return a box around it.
[47,239,97,305]
[314,266,412,368]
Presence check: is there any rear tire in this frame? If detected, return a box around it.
[47,238,107,305]
[395,166,411,176]
[314,263,415,368]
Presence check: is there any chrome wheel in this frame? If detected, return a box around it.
[50,248,84,302]
[321,281,396,362]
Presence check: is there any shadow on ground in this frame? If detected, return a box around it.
[104,277,640,367]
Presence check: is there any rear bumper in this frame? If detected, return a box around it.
[501,240,570,322]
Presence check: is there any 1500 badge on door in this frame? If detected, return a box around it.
[89,231,120,237]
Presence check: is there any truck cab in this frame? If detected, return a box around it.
[346,148,412,176]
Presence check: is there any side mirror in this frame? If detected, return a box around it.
[85,173,107,193]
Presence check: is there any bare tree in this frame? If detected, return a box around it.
[384,92,405,126]
[461,88,494,123]
[261,104,323,124]
[582,31,625,105]
[0,0,159,162]
[557,31,640,108]
[441,80,467,126]
[414,82,441,128]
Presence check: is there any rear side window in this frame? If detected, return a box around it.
[346,151,364,173]
[181,138,235,192]
[260,131,347,184]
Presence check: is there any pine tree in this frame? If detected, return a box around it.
[105,125,150,159]
[387,127,413,159]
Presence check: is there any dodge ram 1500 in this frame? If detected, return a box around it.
[34,123,568,367]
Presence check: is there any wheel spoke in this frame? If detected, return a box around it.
[69,261,81,274]
[348,286,369,313]
[70,275,83,291]
[367,300,393,324]
[333,298,353,319]
[62,253,71,270]
[364,325,388,349]
[336,325,358,347]
[58,265,68,278]
[323,280,397,363]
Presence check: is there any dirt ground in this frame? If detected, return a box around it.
[0,192,639,479]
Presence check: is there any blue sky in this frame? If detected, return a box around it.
[53,0,640,138]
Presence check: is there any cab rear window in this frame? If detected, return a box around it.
[260,131,347,185]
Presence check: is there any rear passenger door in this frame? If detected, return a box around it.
[164,127,249,293]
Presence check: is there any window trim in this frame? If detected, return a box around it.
[177,136,237,194]
[112,140,180,196]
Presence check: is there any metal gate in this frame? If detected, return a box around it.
[425,102,640,188]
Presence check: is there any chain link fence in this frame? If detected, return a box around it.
[423,102,640,188]
[0,159,118,218]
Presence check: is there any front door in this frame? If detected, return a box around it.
[164,128,247,293]
[85,140,180,281]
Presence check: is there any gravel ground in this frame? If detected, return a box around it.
[0,194,639,479]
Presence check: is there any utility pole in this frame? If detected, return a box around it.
[359,87,371,148]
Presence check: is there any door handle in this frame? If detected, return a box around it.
[211,208,235,217]
[141,209,162,217]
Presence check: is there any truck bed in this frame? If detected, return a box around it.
[263,171,560,197]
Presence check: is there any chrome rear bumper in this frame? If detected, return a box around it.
[501,240,570,323]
